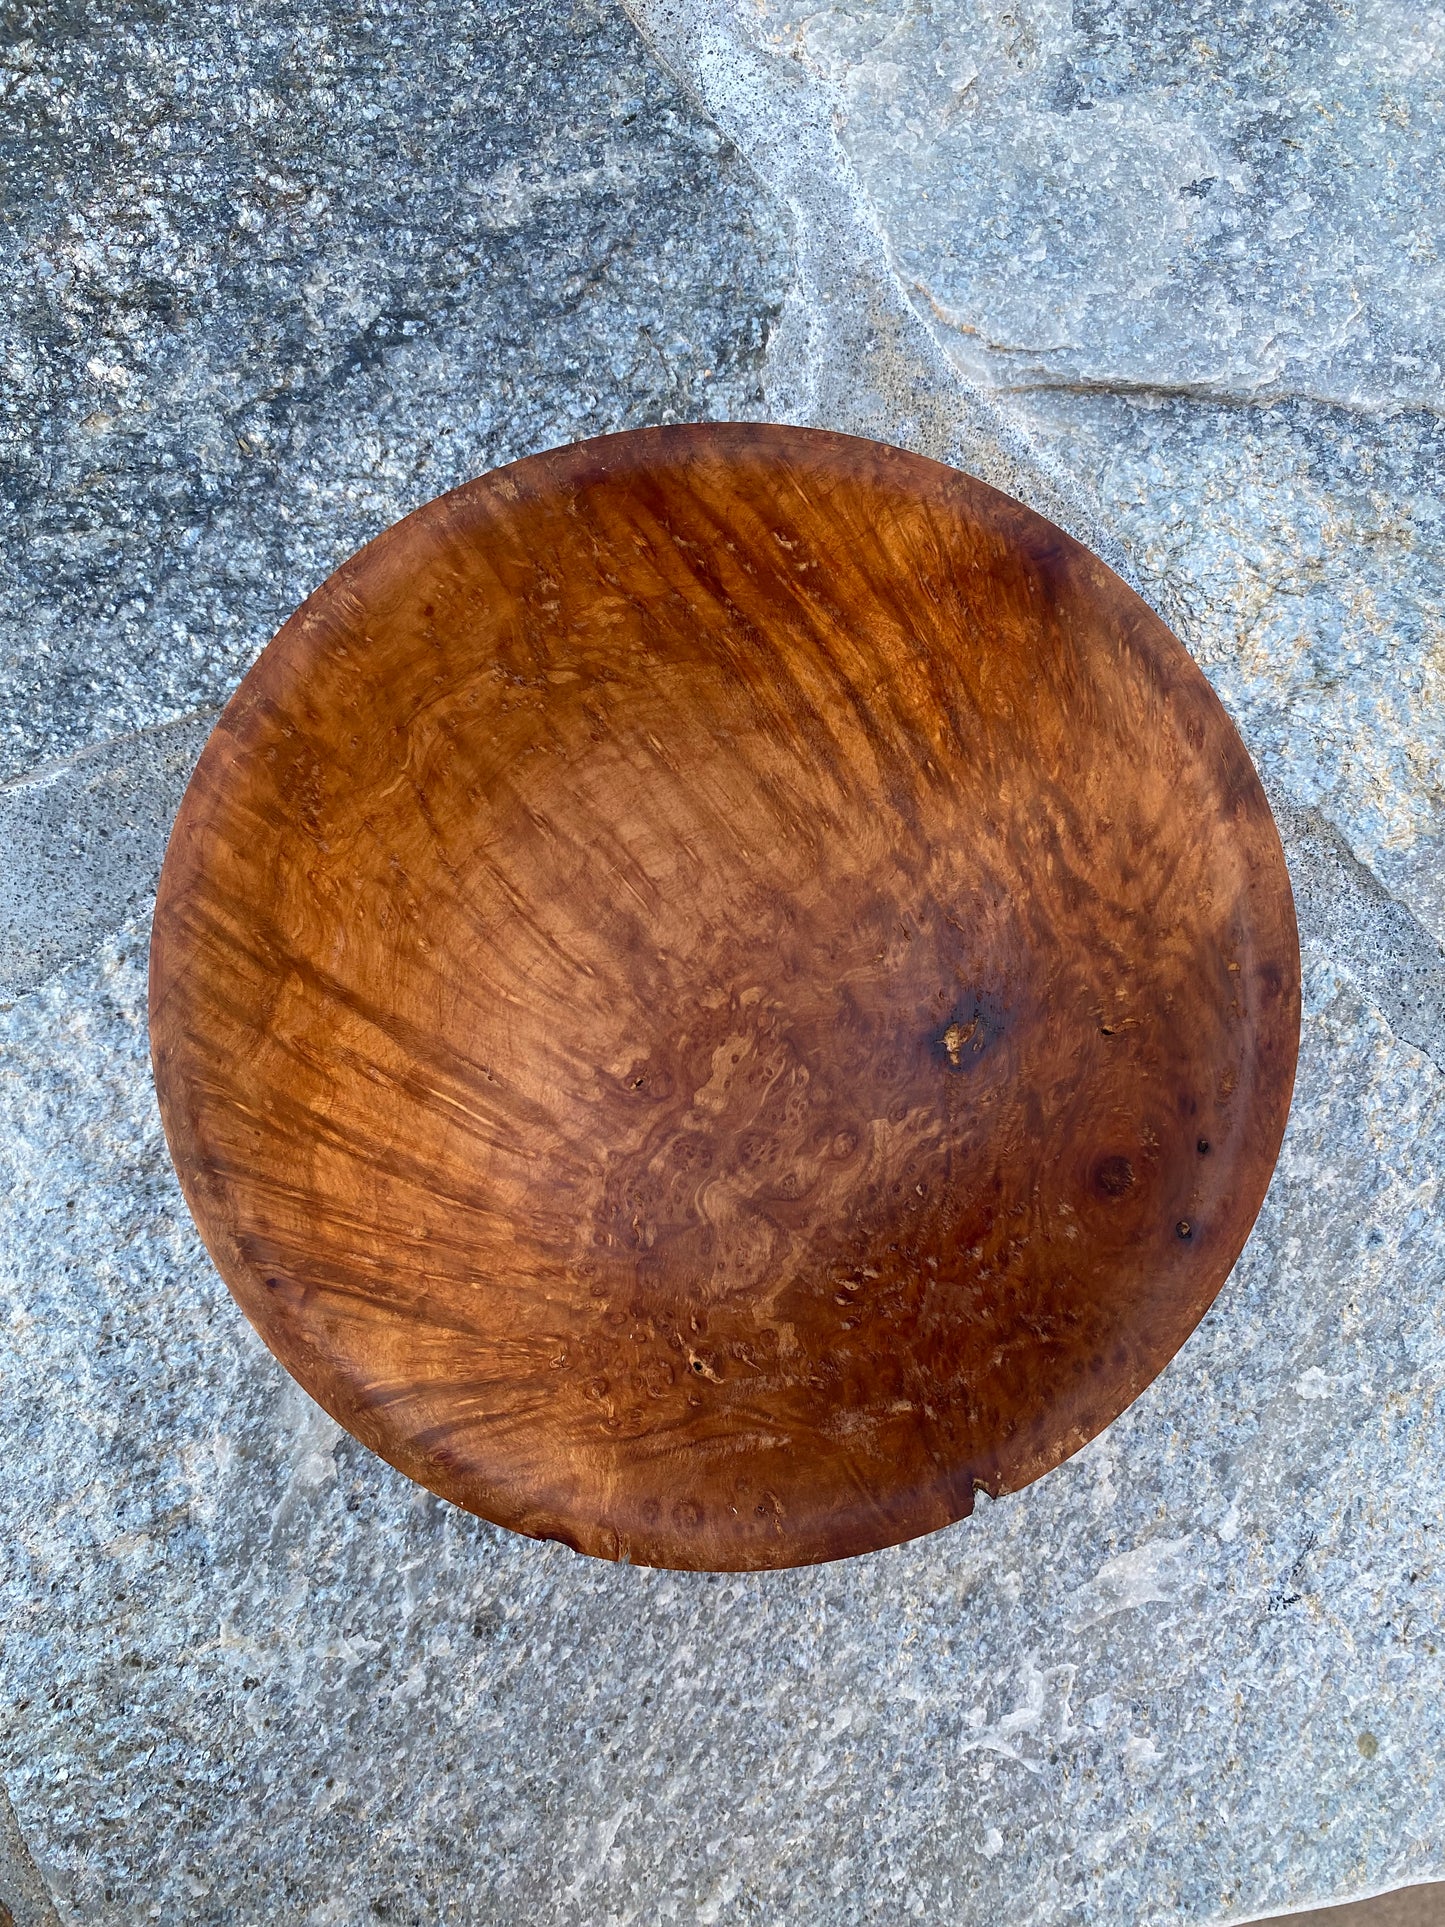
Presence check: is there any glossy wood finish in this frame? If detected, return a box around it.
[150,424,1299,1571]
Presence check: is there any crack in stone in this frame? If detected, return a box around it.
[989,371,1445,422]
[1274,796,1445,1083]
[914,279,1445,420]
[0,706,223,799]
[0,708,219,1002]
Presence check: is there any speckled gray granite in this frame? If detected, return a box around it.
[735,0,1445,414]
[0,0,786,782]
[3,0,1445,1922]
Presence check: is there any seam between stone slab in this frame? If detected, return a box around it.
[0,707,220,1003]
[619,0,1138,596]
[910,284,1445,421]
[0,706,222,799]
[1273,800,1445,1081]
[0,1781,61,1927]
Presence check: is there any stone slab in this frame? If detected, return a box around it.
[740,0,1445,414]
[0,0,787,785]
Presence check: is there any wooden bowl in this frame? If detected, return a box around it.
[150,424,1299,1571]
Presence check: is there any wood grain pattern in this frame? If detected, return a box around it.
[149,423,1299,1571]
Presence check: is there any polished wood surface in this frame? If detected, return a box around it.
[150,423,1299,1571]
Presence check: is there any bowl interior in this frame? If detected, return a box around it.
[150,424,1299,1570]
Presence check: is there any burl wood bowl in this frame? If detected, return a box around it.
[150,423,1299,1571]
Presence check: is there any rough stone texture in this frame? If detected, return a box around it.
[742,0,1445,413]
[0,0,787,783]
[3,0,1445,1922]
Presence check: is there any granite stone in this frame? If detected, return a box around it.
[0,0,788,784]
[2,0,1444,1920]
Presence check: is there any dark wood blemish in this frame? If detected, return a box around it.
[1095,1155,1135,1198]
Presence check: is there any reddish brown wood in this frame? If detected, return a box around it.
[149,423,1299,1571]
